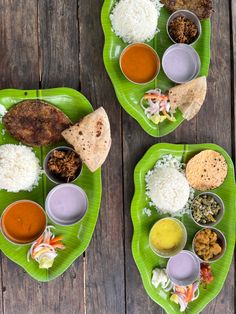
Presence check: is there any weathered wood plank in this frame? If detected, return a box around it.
[2,258,86,314]
[200,0,234,312]
[1,1,85,314]
[38,0,80,89]
[123,116,163,314]
[38,1,85,313]
[79,1,125,313]
[231,0,236,160]
[0,1,39,313]
[196,1,232,152]
[0,0,39,88]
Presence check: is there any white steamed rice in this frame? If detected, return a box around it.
[146,167,190,213]
[110,0,163,43]
[0,144,42,192]
[145,154,195,216]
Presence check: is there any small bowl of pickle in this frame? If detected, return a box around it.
[191,192,224,227]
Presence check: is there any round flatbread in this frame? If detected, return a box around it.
[169,76,207,121]
[186,150,228,191]
[62,107,111,172]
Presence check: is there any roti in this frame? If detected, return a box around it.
[161,0,213,20]
[3,100,71,146]
[62,107,111,172]
[186,150,228,191]
[168,76,207,121]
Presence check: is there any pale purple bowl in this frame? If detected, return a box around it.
[166,250,200,286]
[162,44,201,84]
[45,184,88,226]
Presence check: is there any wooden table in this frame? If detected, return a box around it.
[0,1,235,313]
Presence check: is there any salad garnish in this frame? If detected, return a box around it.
[152,267,200,312]
[170,282,200,312]
[152,268,173,291]
[200,264,214,288]
[27,226,65,269]
[140,89,176,125]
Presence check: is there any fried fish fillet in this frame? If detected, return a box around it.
[161,0,213,20]
[3,100,71,146]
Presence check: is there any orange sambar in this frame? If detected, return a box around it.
[1,200,46,244]
[120,43,160,84]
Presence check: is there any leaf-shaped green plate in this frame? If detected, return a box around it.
[131,143,235,313]
[0,88,102,282]
[101,1,211,137]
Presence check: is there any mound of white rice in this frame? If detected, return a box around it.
[0,144,42,192]
[145,155,194,216]
[147,168,190,213]
[146,166,190,214]
[145,154,195,216]
[110,0,163,43]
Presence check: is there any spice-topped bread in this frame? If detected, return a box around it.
[186,150,228,191]
[169,76,207,121]
[62,107,111,172]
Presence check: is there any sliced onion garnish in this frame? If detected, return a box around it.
[178,296,188,312]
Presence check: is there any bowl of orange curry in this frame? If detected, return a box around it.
[0,200,47,245]
[119,43,160,85]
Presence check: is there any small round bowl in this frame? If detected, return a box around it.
[0,200,47,246]
[191,192,225,227]
[119,43,160,85]
[44,146,82,184]
[45,183,88,226]
[149,217,187,258]
[162,44,201,83]
[167,10,202,45]
[167,250,200,286]
[192,227,226,263]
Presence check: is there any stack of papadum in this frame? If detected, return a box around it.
[62,107,111,172]
[169,76,207,121]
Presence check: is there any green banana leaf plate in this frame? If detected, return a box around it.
[0,88,102,282]
[101,1,211,137]
[131,143,235,313]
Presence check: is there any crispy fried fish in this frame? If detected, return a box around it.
[161,0,213,20]
[3,100,71,146]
